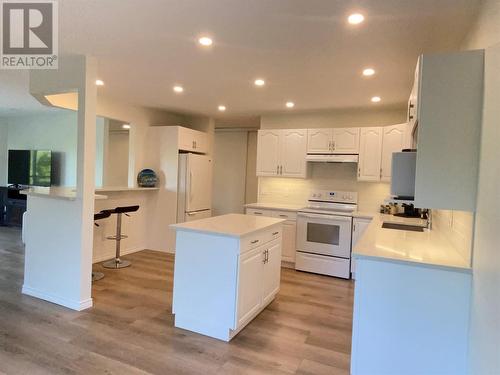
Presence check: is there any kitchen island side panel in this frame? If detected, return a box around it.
[173,230,239,340]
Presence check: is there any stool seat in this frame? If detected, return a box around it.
[102,205,140,270]
[94,211,111,221]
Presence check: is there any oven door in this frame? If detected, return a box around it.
[297,212,352,258]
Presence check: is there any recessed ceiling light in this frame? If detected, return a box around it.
[198,36,213,46]
[348,13,365,25]
[95,79,104,86]
[286,102,295,108]
[218,105,226,112]
[371,96,381,103]
[122,124,131,130]
[254,79,265,87]
[362,68,375,77]
[173,85,184,93]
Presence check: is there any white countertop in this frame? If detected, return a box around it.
[95,186,160,193]
[353,213,471,272]
[170,213,286,238]
[244,202,305,212]
[21,187,108,201]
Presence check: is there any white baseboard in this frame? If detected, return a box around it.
[22,285,93,311]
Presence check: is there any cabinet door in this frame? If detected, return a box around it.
[192,131,208,154]
[307,128,333,154]
[351,218,372,278]
[381,124,407,182]
[358,127,383,182]
[178,127,196,152]
[256,130,281,176]
[237,247,264,327]
[332,128,360,154]
[281,221,296,263]
[280,129,307,178]
[262,241,282,306]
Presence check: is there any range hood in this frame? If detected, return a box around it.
[306,154,359,163]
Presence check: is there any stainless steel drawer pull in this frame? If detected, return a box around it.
[279,214,287,218]
[253,212,263,215]
[272,231,279,235]
[251,239,259,244]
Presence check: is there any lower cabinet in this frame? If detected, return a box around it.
[246,207,297,264]
[351,217,372,278]
[173,225,282,342]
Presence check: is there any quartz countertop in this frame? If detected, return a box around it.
[21,187,108,201]
[95,186,160,193]
[170,213,285,238]
[353,213,471,272]
[244,202,305,212]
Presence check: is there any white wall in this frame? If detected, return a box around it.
[105,130,129,187]
[212,130,249,215]
[461,2,500,373]
[257,107,405,212]
[0,111,78,186]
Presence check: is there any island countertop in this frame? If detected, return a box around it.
[170,213,285,238]
[353,213,471,272]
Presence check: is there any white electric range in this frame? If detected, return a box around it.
[295,190,357,279]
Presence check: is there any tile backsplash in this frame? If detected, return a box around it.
[258,162,390,213]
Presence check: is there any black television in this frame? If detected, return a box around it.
[8,150,52,187]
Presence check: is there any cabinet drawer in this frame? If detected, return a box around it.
[273,210,297,221]
[245,208,273,217]
[241,227,282,253]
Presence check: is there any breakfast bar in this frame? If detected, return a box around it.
[170,213,285,341]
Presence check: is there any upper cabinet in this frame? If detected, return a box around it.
[256,129,307,178]
[307,128,360,154]
[178,126,209,154]
[380,123,409,182]
[358,127,383,182]
[413,51,484,211]
[307,128,333,153]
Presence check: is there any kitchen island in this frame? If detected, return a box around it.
[170,213,285,341]
[351,214,472,375]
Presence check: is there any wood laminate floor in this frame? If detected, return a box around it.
[0,227,354,375]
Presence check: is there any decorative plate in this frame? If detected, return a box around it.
[137,169,158,188]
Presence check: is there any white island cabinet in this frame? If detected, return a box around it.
[170,214,285,341]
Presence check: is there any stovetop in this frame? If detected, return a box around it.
[299,190,358,216]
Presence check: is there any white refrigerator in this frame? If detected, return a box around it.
[177,153,213,222]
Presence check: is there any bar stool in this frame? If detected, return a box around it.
[102,205,140,269]
[93,211,111,281]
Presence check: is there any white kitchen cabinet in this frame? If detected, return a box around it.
[333,128,360,154]
[381,124,408,182]
[261,241,282,305]
[307,128,360,154]
[177,126,209,153]
[172,216,283,341]
[237,247,265,326]
[281,129,308,177]
[413,50,483,211]
[351,217,372,278]
[256,130,281,176]
[246,208,297,264]
[256,129,307,178]
[280,220,297,263]
[307,128,333,153]
[358,127,383,182]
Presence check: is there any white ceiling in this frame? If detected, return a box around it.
[0,0,480,118]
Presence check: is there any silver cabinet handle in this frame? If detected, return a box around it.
[272,231,279,235]
[280,165,283,175]
[332,141,336,150]
[253,212,263,215]
[262,250,267,263]
[266,249,269,263]
[279,214,287,218]
[251,239,259,244]
[277,165,279,174]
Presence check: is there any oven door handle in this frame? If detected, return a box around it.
[297,212,352,221]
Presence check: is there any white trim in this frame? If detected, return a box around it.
[22,285,93,311]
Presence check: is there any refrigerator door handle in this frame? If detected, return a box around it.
[189,171,194,203]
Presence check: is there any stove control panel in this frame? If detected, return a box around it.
[309,190,358,204]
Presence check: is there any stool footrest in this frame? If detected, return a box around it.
[106,235,129,240]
